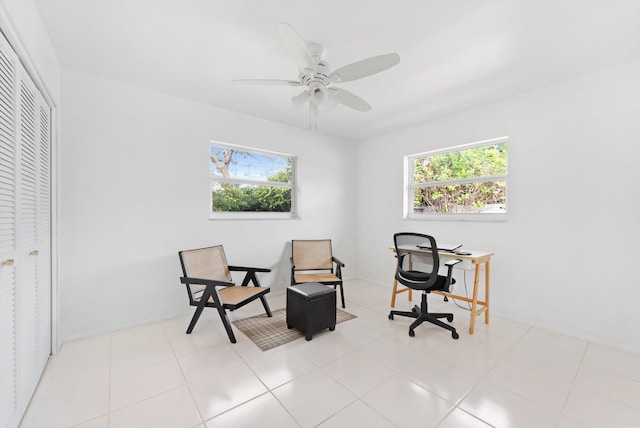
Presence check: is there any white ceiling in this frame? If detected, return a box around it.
[34,0,640,141]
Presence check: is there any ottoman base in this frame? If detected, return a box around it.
[287,283,337,341]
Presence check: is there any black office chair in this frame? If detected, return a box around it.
[388,232,462,339]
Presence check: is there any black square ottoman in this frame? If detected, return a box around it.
[287,282,337,341]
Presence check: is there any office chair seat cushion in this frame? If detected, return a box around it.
[397,270,455,291]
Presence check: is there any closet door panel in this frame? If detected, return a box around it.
[36,97,51,367]
[16,65,43,402]
[0,35,18,428]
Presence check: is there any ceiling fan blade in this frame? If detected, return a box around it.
[320,89,340,113]
[332,88,371,112]
[278,23,317,73]
[232,79,302,86]
[291,90,310,109]
[329,53,400,83]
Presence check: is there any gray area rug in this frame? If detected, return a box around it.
[232,308,357,351]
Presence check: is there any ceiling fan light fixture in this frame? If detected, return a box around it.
[309,81,328,106]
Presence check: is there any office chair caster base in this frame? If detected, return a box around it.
[446,315,454,322]
[388,314,394,320]
[409,329,415,337]
[452,331,459,339]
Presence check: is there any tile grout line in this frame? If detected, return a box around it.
[161,319,207,428]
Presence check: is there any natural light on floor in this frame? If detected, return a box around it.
[20,279,640,428]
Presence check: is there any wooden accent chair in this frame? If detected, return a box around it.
[290,239,346,308]
[178,245,272,343]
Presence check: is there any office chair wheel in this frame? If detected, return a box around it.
[452,332,459,339]
[409,329,415,337]
[446,315,454,322]
[388,314,394,320]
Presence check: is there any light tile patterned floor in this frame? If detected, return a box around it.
[20,279,640,428]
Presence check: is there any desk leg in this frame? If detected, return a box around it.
[469,263,481,335]
[391,279,398,307]
[390,279,412,308]
[485,260,490,325]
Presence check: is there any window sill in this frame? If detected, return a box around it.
[404,212,508,222]
[209,212,300,221]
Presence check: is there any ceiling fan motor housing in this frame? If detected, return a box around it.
[299,59,330,86]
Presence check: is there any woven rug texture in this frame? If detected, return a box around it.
[232,308,357,351]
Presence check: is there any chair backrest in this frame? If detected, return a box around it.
[179,245,231,282]
[394,232,439,289]
[292,239,333,270]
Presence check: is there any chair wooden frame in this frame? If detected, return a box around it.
[290,239,346,308]
[178,245,272,343]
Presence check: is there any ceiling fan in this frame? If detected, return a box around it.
[232,23,400,129]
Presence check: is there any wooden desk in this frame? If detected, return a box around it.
[390,246,494,335]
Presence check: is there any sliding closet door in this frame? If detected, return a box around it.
[0,33,52,428]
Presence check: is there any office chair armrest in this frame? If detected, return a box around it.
[180,276,233,288]
[443,259,462,288]
[228,265,271,273]
[332,256,345,267]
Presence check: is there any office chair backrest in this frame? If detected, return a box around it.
[179,245,231,282]
[292,239,333,270]
[394,232,439,290]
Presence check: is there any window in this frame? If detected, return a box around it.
[406,137,508,219]
[210,142,297,219]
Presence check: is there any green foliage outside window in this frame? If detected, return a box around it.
[412,143,507,214]
[211,168,293,212]
[210,145,294,213]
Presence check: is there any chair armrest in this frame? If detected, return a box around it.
[227,266,270,287]
[444,259,463,267]
[443,259,462,290]
[332,256,345,267]
[180,276,233,288]
[228,265,271,273]
[332,256,345,280]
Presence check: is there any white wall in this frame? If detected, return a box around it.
[59,70,356,341]
[355,60,640,353]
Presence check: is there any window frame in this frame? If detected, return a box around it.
[209,141,299,220]
[404,136,508,222]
